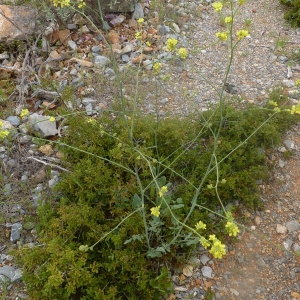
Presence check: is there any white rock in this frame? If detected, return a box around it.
[282,79,295,88]
[276,224,287,234]
[182,265,193,277]
[201,266,213,278]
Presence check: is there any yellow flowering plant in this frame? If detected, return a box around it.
[212,1,223,12]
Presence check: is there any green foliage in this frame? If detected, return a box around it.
[280,0,300,27]
[14,89,300,299]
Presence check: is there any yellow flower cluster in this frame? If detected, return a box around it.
[225,221,240,237]
[153,62,162,73]
[195,221,206,230]
[20,109,29,119]
[137,18,144,24]
[0,130,9,140]
[238,0,246,4]
[166,38,178,51]
[212,2,223,12]
[290,105,300,114]
[150,206,161,217]
[49,116,56,122]
[78,0,86,9]
[135,32,142,40]
[225,16,233,23]
[199,235,226,259]
[216,32,228,41]
[236,30,249,40]
[52,0,70,7]
[178,48,188,59]
[209,236,226,258]
[295,79,300,87]
[158,186,168,198]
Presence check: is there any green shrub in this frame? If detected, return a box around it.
[280,0,300,27]
[14,90,300,299]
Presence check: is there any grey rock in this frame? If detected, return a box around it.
[70,77,84,87]
[172,23,180,33]
[121,44,134,54]
[157,52,173,60]
[201,266,213,278]
[21,174,28,182]
[104,67,116,77]
[110,14,126,25]
[0,266,22,282]
[28,113,58,138]
[68,40,78,51]
[19,135,32,144]
[91,45,101,53]
[282,79,295,88]
[279,55,288,62]
[3,184,11,195]
[94,55,110,68]
[48,176,59,189]
[269,54,277,62]
[67,23,77,30]
[82,98,97,106]
[102,21,111,31]
[160,98,169,105]
[283,239,293,250]
[10,204,22,213]
[10,223,22,242]
[286,220,300,232]
[200,254,210,265]
[122,54,130,62]
[132,3,144,19]
[159,25,170,35]
[85,103,94,116]
[293,243,300,252]
[143,59,152,70]
[6,116,20,126]
[0,52,9,60]
[283,139,295,150]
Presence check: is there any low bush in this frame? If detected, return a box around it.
[280,0,300,27]
[14,90,300,299]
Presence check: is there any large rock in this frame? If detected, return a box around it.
[0,5,38,42]
[28,113,58,138]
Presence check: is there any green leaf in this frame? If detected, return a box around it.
[132,193,142,209]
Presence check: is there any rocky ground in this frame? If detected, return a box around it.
[1,0,300,299]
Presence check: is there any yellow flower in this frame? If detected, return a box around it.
[135,32,142,40]
[212,2,223,12]
[87,118,96,124]
[209,234,217,241]
[49,116,56,122]
[236,30,249,40]
[166,38,178,51]
[137,18,144,24]
[295,79,300,87]
[273,107,281,113]
[207,184,213,189]
[153,62,162,74]
[225,221,240,237]
[150,206,161,217]
[221,178,227,184]
[0,130,9,139]
[199,236,210,249]
[224,16,233,23]
[20,109,29,118]
[177,48,188,59]
[290,105,300,115]
[238,0,246,4]
[158,186,168,198]
[78,0,86,8]
[209,239,226,258]
[195,221,206,230]
[52,0,70,7]
[0,120,3,127]
[268,100,278,106]
[146,41,151,47]
[216,32,228,41]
